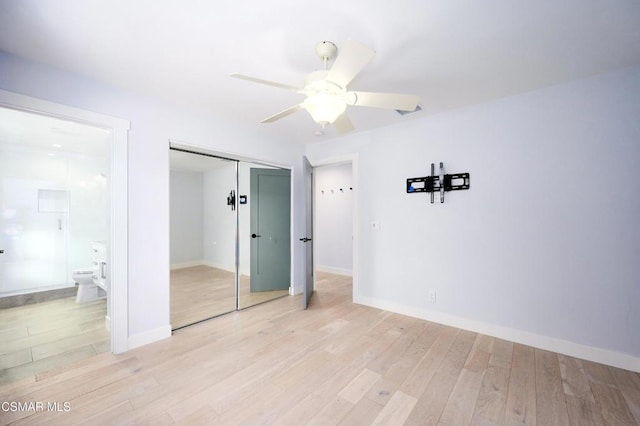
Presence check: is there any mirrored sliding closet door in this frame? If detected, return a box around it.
[169,148,292,330]
[169,149,238,329]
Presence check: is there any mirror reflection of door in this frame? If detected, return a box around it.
[169,149,237,330]
[238,164,290,309]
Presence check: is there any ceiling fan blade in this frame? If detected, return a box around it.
[326,40,375,88]
[261,104,303,123]
[333,112,354,134]
[230,73,301,92]
[347,91,420,112]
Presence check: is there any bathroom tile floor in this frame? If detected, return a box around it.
[0,296,109,385]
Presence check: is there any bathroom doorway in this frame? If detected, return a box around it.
[169,147,291,330]
[0,106,112,384]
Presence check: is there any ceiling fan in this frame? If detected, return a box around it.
[230,40,420,134]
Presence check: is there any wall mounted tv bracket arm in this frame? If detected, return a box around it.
[227,190,236,211]
[406,162,470,203]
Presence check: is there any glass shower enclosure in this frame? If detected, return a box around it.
[0,107,109,303]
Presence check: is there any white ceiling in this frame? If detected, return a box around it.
[1,0,639,144]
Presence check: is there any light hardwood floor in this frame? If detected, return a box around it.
[171,265,288,329]
[0,297,109,386]
[1,272,639,425]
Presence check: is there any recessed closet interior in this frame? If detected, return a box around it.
[169,148,290,330]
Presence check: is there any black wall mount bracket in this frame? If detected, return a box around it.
[406,162,470,203]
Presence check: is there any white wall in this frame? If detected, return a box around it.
[169,170,203,267]
[314,163,353,275]
[0,51,305,344]
[203,163,236,271]
[307,65,640,370]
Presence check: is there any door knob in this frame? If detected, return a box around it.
[251,233,261,238]
[299,237,312,242]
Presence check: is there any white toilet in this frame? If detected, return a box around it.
[73,269,105,303]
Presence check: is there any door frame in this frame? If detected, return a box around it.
[0,89,130,354]
[306,153,359,304]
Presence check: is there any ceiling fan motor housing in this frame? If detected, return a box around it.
[316,41,337,62]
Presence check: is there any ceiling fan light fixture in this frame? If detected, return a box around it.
[302,92,346,124]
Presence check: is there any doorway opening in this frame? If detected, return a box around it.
[310,159,356,307]
[169,146,291,330]
[0,106,114,384]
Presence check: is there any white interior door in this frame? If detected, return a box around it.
[302,156,314,309]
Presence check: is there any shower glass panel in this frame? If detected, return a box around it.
[169,149,238,329]
[238,161,291,310]
[0,127,108,299]
[0,148,70,296]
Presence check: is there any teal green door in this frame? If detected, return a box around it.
[250,168,291,292]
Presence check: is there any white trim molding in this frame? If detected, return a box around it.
[0,89,130,354]
[316,265,353,277]
[170,261,206,270]
[128,325,172,350]
[356,295,640,373]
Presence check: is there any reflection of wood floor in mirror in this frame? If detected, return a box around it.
[170,265,289,330]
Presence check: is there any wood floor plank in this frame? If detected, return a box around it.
[469,337,513,425]
[558,355,595,402]
[399,325,459,398]
[470,364,511,425]
[306,396,354,426]
[371,390,417,426]
[439,334,493,425]
[338,368,381,404]
[609,366,640,424]
[590,381,637,426]
[534,348,570,425]
[403,329,477,425]
[339,397,384,426]
[564,394,605,426]
[504,344,537,425]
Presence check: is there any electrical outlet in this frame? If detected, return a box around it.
[428,291,436,303]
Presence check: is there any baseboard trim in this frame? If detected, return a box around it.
[316,265,353,277]
[355,295,640,373]
[203,261,235,274]
[127,325,172,351]
[170,261,204,270]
